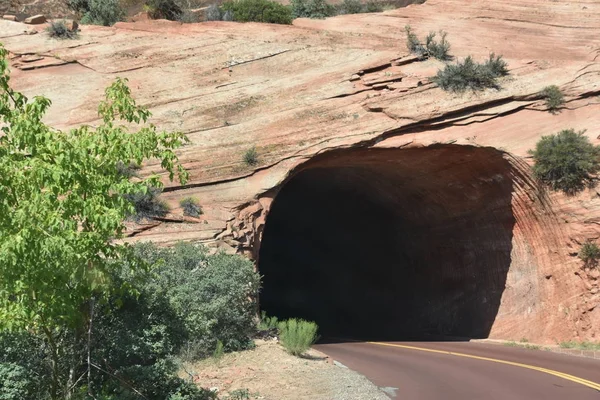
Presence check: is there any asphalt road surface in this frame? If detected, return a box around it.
[313,341,600,399]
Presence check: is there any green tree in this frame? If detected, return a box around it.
[0,44,188,398]
[529,129,600,194]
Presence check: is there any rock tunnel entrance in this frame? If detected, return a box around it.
[258,145,517,340]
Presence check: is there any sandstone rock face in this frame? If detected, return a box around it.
[1,0,599,342]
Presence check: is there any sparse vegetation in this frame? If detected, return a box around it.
[432,53,509,92]
[125,186,171,222]
[291,0,336,19]
[221,0,293,24]
[529,129,600,195]
[144,0,184,20]
[258,312,279,331]
[46,20,78,39]
[404,25,451,61]
[559,341,600,350]
[180,197,203,218]
[278,319,319,356]
[72,0,125,26]
[541,85,565,114]
[578,241,600,268]
[243,146,259,166]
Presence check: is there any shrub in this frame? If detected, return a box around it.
[291,0,336,19]
[67,0,90,13]
[541,85,565,114]
[425,30,451,61]
[432,53,508,92]
[205,3,223,21]
[579,241,600,268]
[80,0,124,26]
[277,319,319,356]
[180,197,203,218]
[338,0,363,14]
[243,146,259,166]
[364,1,383,13]
[125,186,170,222]
[116,160,141,178]
[258,311,279,330]
[529,129,600,194]
[46,20,78,39]
[135,242,261,358]
[145,0,184,21]
[405,26,451,60]
[221,0,293,24]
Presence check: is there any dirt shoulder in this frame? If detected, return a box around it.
[182,339,390,400]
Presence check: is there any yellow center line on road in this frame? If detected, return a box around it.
[367,341,600,391]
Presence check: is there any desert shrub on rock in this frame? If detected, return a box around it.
[530,129,600,195]
[221,0,293,24]
[404,25,450,60]
[432,53,508,92]
[46,20,78,39]
[125,186,170,222]
[243,146,259,166]
[541,85,565,114]
[180,197,203,217]
[579,241,600,268]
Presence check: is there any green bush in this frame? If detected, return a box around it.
[80,0,124,26]
[222,0,293,24]
[338,0,363,14]
[258,311,279,331]
[135,242,261,358]
[180,197,203,218]
[46,20,78,39]
[364,1,383,12]
[529,129,600,194]
[579,241,600,268]
[432,53,508,92]
[291,0,336,19]
[541,85,565,114]
[145,0,184,21]
[278,319,319,356]
[243,146,259,166]
[125,186,170,222]
[67,0,90,13]
[405,25,450,60]
[425,30,451,61]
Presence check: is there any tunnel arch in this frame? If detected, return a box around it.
[256,145,557,341]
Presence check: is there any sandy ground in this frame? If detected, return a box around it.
[181,339,390,400]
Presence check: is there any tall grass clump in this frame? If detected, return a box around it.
[278,319,319,356]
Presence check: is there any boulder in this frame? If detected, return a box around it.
[3,15,18,22]
[24,14,46,25]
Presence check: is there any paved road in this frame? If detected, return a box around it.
[313,341,600,399]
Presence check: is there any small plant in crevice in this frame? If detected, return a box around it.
[243,146,259,166]
[541,85,565,114]
[432,53,509,92]
[125,186,170,222]
[529,129,600,195]
[180,196,203,218]
[277,319,319,356]
[404,25,451,61]
[579,241,600,268]
[46,20,78,39]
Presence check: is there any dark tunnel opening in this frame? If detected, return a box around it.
[258,145,516,341]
